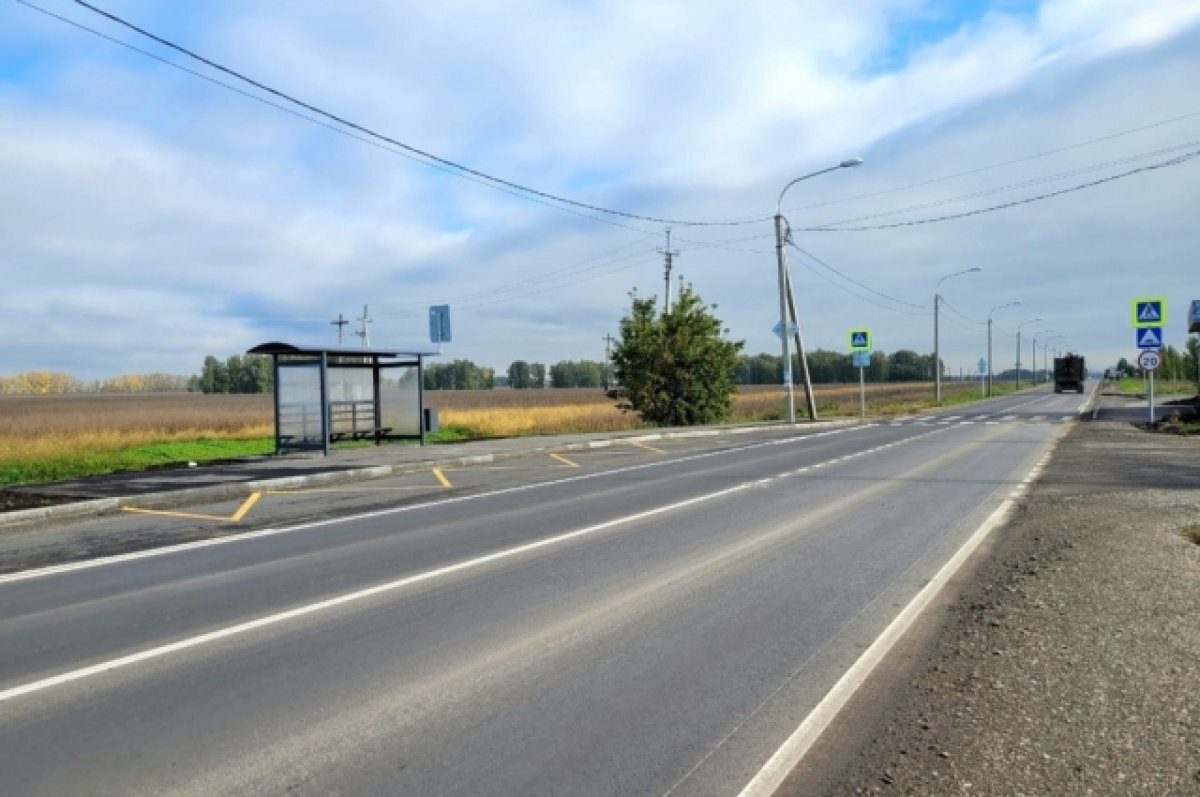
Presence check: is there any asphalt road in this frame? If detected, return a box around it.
[0,388,1089,796]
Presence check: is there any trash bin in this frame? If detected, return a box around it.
[423,407,438,433]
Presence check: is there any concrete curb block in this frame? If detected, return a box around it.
[1,420,860,529]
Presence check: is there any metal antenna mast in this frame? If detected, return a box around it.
[657,227,679,313]
[330,313,349,344]
[356,305,373,346]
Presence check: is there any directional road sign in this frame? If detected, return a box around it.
[1137,349,1161,371]
[851,351,870,368]
[773,321,798,339]
[1136,326,1163,349]
[1132,297,1166,327]
[429,304,452,343]
[848,328,872,351]
[977,357,987,375]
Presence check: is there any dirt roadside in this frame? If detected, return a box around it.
[785,417,1200,796]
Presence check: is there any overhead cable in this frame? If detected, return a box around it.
[68,0,770,228]
[810,140,1200,228]
[786,241,926,312]
[786,109,1200,213]
[798,149,1200,231]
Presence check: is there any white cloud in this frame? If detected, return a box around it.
[1,0,1199,379]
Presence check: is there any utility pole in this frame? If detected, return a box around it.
[330,313,349,345]
[356,304,373,346]
[602,333,616,390]
[657,227,679,314]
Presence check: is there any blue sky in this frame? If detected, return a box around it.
[2,0,1200,381]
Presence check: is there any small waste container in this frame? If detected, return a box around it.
[423,407,438,433]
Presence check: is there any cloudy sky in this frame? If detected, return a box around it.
[3,0,1199,381]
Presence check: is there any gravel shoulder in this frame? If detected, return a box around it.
[787,417,1200,796]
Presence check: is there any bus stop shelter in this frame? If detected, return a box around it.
[247,342,435,456]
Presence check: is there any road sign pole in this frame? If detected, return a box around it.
[1149,369,1155,424]
[859,366,865,418]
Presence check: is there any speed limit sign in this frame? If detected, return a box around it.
[1137,349,1162,371]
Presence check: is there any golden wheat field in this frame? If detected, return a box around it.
[0,382,979,460]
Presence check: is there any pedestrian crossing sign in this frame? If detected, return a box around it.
[1132,297,1166,327]
[1136,326,1163,349]
[848,328,871,351]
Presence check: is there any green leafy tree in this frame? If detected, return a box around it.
[530,363,547,388]
[550,360,606,388]
[507,360,533,389]
[608,284,743,426]
[424,360,493,390]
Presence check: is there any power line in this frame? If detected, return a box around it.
[797,149,1200,232]
[939,297,984,327]
[375,237,658,317]
[785,109,1200,213]
[15,0,674,237]
[810,139,1200,228]
[786,241,926,313]
[67,0,771,228]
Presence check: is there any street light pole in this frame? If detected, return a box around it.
[934,267,983,403]
[1015,317,1042,391]
[774,158,862,423]
[987,301,1021,397]
[1043,336,1065,383]
[1031,329,1055,385]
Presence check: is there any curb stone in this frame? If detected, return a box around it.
[0,420,860,529]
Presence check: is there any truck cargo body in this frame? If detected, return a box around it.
[1054,354,1086,393]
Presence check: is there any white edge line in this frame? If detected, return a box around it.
[0,480,757,704]
[0,423,942,702]
[737,462,1043,797]
[0,426,872,586]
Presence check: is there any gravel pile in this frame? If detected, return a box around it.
[808,419,1200,796]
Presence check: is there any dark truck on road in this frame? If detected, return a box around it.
[1054,354,1086,393]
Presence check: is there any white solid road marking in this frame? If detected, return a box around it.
[0,426,958,703]
[0,426,875,586]
[737,423,1070,797]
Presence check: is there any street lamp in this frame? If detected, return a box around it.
[1044,335,1066,383]
[934,267,983,403]
[1030,328,1055,385]
[775,157,863,423]
[1015,317,1042,390]
[987,301,1021,397]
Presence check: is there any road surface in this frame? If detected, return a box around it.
[0,388,1088,796]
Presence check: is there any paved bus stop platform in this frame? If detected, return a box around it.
[1,421,829,527]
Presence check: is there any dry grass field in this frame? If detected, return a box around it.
[0,382,989,485]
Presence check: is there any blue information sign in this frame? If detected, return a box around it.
[429,305,452,343]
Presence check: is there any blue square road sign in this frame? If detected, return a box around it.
[1136,326,1163,349]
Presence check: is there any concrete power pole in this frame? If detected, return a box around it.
[330,313,349,345]
[356,305,373,346]
[657,228,679,314]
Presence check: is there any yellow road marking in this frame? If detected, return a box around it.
[633,441,667,455]
[122,492,262,524]
[229,492,261,522]
[550,453,580,468]
[264,486,430,495]
[432,467,453,488]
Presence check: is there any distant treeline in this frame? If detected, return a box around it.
[0,372,197,395]
[15,341,1189,396]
